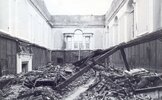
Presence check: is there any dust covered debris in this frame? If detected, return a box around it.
[0,63,162,100]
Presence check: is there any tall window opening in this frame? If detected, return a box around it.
[114,16,118,44]
[74,30,84,50]
[127,0,134,40]
[66,36,72,50]
[64,29,93,50]
[85,36,90,49]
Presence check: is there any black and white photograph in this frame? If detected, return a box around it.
[0,0,162,99]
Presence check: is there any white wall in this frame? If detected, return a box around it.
[0,0,54,49]
[0,0,9,32]
[52,28,105,50]
[153,0,162,31]
[134,0,153,36]
[105,0,161,48]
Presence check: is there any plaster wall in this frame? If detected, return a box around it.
[0,0,9,32]
[52,27,105,50]
[52,15,105,50]
[0,0,54,49]
[105,0,158,47]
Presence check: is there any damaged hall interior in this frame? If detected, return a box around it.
[0,0,162,99]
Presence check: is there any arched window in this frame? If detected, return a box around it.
[74,29,84,49]
[64,29,93,50]
[127,0,134,40]
[113,16,118,45]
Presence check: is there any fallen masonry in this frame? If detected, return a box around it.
[0,64,95,100]
[78,66,162,100]
[0,63,162,100]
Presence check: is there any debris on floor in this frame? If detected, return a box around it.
[0,63,162,100]
[0,64,79,100]
[77,65,162,100]
[64,78,96,100]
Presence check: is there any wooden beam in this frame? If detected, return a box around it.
[120,48,130,71]
[124,30,162,48]
[73,47,115,67]
[134,86,162,94]
[55,61,95,90]
[55,43,125,89]
[94,43,125,62]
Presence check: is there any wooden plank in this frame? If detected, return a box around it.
[0,37,2,76]
[10,41,17,74]
[120,48,130,71]
[0,38,7,59]
[134,86,162,94]
[143,42,150,69]
[149,41,156,72]
[0,37,1,59]
[137,44,141,67]
[139,43,144,66]
[127,47,130,68]
[156,39,162,73]
[125,48,129,61]
[134,45,138,68]
[118,50,123,66]
[6,40,12,55]
[130,46,135,69]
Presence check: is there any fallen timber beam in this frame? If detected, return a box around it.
[94,43,125,62]
[134,86,162,94]
[73,47,115,67]
[120,48,130,71]
[55,43,125,90]
[73,52,95,67]
[55,61,95,90]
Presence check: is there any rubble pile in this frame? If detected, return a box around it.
[0,62,162,100]
[61,69,95,96]
[0,64,91,100]
[77,65,162,100]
